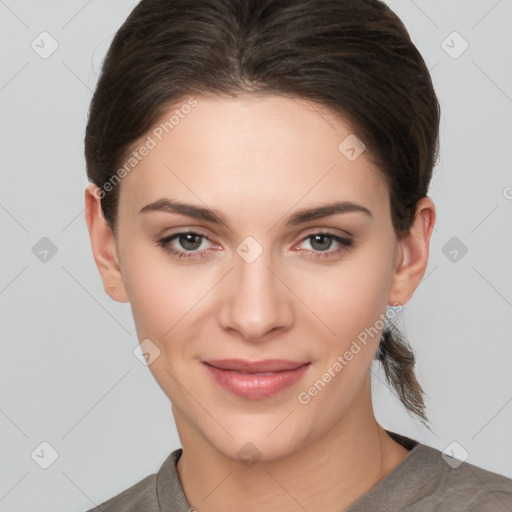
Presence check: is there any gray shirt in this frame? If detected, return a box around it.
[85,431,512,511]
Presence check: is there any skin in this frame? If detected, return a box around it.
[85,94,436,512]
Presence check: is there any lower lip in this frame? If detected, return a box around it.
[202,362,310,399]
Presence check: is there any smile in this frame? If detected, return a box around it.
[201,359,311,399]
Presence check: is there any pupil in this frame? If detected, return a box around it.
[311,234,332,251]
[180,234,201,250]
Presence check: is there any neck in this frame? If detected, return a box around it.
[175,381,410,512]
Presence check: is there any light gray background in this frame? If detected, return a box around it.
[1,1,511,511]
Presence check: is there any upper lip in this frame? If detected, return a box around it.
[203,359,309,373]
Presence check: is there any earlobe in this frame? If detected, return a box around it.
[84,184,129,303]
[387,197,436,306]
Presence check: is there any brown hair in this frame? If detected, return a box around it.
[85,0,440,425]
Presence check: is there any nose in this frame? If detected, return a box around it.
[218,245,294,342]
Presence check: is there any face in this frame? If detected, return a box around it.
[98,94,407,461]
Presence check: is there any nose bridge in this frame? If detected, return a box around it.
[220,236,293,340]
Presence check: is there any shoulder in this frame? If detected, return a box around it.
[84,473,158,512]
[412,444,512,511]
[84,449,184,512]
[352,432,512,512]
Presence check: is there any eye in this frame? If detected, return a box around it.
[294,232,353,258]
[156,231,215,259]
[156,230,354,260]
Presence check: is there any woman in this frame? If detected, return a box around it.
[83,0,512,510]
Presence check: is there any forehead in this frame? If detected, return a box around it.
[117,94,388,222]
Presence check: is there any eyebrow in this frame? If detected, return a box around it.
[139,198,372,226]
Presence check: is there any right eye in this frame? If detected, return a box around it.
[156,231,215,259]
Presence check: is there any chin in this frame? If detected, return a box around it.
[202,413,313,465]
[215,436,301,466]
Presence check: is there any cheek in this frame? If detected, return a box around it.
[120,244,180,337]
[291,250,392,347]
[120,244,219,344]
[293,256,392,417]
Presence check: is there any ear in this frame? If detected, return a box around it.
[84,184,129,303]
[387,197,436,306]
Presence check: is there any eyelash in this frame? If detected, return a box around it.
[156,230,353,260]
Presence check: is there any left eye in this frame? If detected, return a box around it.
[294,232,353,258]
[156,231,353,260]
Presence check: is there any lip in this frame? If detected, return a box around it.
[202,359,311,399]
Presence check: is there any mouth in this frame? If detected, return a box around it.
[201,359,311,399]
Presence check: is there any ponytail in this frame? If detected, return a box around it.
[376,322,429,425]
